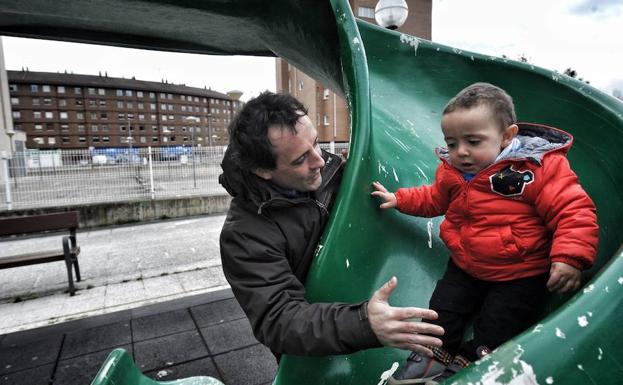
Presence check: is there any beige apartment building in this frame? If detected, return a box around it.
[276,0,431,143]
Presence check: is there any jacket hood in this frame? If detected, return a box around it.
[437,122,573,164]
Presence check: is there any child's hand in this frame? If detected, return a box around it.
[371,181,397,209]
[546,262,581,294]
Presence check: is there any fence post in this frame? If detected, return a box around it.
[148,146,155,200]
[1,151,12,210]
[330,141,335,154]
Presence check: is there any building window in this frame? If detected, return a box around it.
[140,136,146,143]
[117,101,124,108]
[152,136,158,142]
[74,87,82,95]
[298,81,304,91]
[126,102,133,109]
[357,6,374,18]
[181,95,186,101]
[88,88,96,95]
[323,114,330,126]
[78,125,85,132]
[98,88,106,96]
[33,111,42,119]
[150,103,156,110]
[9,84,18,92]
[48,137,56,145]
[12,111,21,119]
[89,100,96,106]
[79,136,86,143]
[125,90,133,97]
[102,136,110,143]
[118,113,125,119]
[60,112,69,119]
[138,102,144,109]
[99,100,107,106]
[58,99,67,106]
[137,91,144,98]
[149,92,155,99]
[58,86,65,93]
[45,111,54,119]
[101,112,108,119]
[102,124,109,131]
[139,114,145,120]
[152,125,158,131]
[75,100,84,106]
[61,124,69,131]
[31,84,39,92]
[43,98,52,105]
[42,85,51,93]
[90,112,98,119]
[92,136,100,143]
[10,97,19,105]
[167,93,173,100]
[62,136,70,143]
[91,124,98,132]
[33,137,44,144]
[77,112,84,120]
[34,124,43,131]
[117,90,124,96]
[323,89,330,99]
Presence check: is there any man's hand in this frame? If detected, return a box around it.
[547,262,582,294]
[371,181,398,209]
[368,276,444,356]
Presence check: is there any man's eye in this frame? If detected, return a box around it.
[292,156,306,165]
[447,143,456,149]
[468,140,480,145]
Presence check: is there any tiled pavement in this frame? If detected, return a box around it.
[0,289,278,385]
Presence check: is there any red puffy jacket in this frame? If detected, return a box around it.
[395,123,598,281]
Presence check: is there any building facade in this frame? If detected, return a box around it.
[8,70,244,149]
[276,0,432,143]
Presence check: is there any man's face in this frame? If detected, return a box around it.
[255,114,325,192]
[441,105,516,174]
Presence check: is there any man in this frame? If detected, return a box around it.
[219,92,443,359]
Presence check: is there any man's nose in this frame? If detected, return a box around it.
[310,149,325,169]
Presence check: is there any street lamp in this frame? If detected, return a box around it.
[375,0,408,30]
[183,116,200,188]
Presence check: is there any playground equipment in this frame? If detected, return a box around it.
[1,0,622,384]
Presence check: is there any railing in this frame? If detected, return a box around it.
[0,142,349,211]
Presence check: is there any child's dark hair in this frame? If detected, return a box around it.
[443,83,516,129]
[228,91,308,171]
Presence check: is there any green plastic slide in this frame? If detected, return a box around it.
[90,348,224,385]
[1,1,622,384]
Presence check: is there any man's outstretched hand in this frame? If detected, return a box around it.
[368,276,444,356]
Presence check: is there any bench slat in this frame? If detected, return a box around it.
[0,211,79,236]
[0,247,80,268]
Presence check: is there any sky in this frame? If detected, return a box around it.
[2,0,622,99]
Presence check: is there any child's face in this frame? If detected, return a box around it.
[441,105,517,174]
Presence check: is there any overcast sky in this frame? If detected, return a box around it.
[2,0,622,100]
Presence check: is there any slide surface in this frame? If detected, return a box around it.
[1,1,622,384]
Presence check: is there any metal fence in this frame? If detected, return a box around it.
[0,142,349,211]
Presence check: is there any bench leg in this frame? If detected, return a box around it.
[63,236,76,296]
[73,256,81,282]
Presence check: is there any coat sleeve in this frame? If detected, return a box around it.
[395,163,450,217]
[534,154,599,269]
[220,214,381,356]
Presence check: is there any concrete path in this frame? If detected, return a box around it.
[0,214,228,334]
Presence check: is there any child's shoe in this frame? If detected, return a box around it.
[388,349,450,385]
[424,355,470,385]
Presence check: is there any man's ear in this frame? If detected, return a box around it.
[253,168,273,181]
[502,124,519,147]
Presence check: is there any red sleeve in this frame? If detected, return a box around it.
[395,163,450,217]
[534,154,599,269]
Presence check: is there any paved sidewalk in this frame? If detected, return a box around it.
[0,214,228,335]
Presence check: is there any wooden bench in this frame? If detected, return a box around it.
[0,211,81,296]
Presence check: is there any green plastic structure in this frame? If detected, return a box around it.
[1,1,622,384]
[90,348,224,385]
